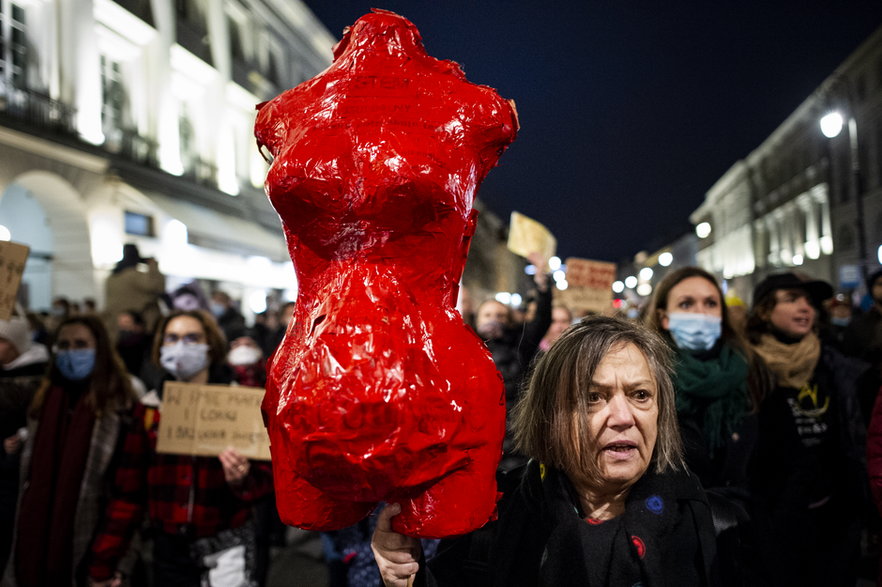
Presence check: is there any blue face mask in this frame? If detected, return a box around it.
[666,312,722,352]
[830,316,851,327]
[56,348,96,381]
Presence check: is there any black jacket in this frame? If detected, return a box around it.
[417,461,718,587]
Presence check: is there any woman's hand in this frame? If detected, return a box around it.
[3,434,22,455]
[219,447,250,486]
[371,503,422,587]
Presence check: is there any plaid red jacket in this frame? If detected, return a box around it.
[87,400,273,581]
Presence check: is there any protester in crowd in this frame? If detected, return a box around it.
[103,244,166,339]
[83,298,98,315]
[249,311,278,359]
[372,316,717,586]
[113,310,151,379]
[265,301,296,354]
[644,267,770,584]
[746,272,869,586]
[644,267,769,498]
[227,335,266,388]
[87,309,272,586]
[0,306,49,573]
[3,315,138,586]
[538,304,573,352]
[46,296,72,333]
[843,267,882,417]
[209,291,247,343]
[820,292,855,351]
[474,260,551,472]
[169,283,209,312]
[222,333,275,586]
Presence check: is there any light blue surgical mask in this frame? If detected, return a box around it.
[667,312,722,352]
[831,316,851,327]
[56,348,96,381]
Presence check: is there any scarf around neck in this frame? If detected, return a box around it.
[752,331,820,389]
[532,464,710,587]
[672,343,749,453]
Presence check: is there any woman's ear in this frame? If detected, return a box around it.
[658,309,669,330]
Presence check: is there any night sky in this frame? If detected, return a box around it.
[302,1,882,264]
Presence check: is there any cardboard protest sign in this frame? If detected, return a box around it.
[559,257,617,315]
[507,212,556,265]
[156,381,271,461]
[0,241,29,320]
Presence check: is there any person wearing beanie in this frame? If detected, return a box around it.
[0,307,49,574]
[746,272,871,586]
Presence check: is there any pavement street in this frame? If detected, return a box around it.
[267,528,330,587]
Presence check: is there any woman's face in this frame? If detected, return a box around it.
[163,315,207,347]
[661,276,721,329]
[545,307,572,344]
[56,323,97,352]
[767,288,815,338]
[585,343,658,494]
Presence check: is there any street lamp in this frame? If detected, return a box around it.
[819,78,868,282]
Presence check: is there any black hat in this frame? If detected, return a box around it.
[752,272,833,308]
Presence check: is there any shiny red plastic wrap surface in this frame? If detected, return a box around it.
[254,9,517,538]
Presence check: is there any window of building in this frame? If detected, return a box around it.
[227,14,244,61]
[179,103,195,173]
[100,55,128,140]
[0,1,27,90]
[124,211,155,236]
[175,0,206,27]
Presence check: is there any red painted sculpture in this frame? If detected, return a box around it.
[254,9,517,538]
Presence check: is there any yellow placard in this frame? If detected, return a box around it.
[507,212,556,265]
[0,241,29,320]
[559,257,617,315]
[156,381,271,461]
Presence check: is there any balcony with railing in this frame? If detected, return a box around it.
[0,84,77,135]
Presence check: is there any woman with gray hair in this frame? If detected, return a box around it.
[372,316,718,586]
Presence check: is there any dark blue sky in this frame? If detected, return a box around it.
[302,1,882,264]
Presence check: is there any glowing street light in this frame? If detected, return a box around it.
[696,222,712,239]
[819,111,844,138]
[639,267,653,280]
[624,275,638,289]
[612,280,625,293]
[658,251,673,267]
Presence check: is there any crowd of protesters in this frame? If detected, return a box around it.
[2,241,882,586]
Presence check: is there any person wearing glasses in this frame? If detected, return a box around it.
[3,316,139,586]
[85,310,273,586]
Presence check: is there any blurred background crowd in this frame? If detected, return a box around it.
[1,242,882,585]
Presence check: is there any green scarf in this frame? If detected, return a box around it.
[673,343,749,453]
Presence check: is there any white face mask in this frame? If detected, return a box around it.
[160,342,209,380]
[227,345,262,367]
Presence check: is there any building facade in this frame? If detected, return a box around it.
[0,0,336,314]
[691,25,882,301]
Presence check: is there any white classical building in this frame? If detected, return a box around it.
[691,24,882,300]
[0,0,335,314]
